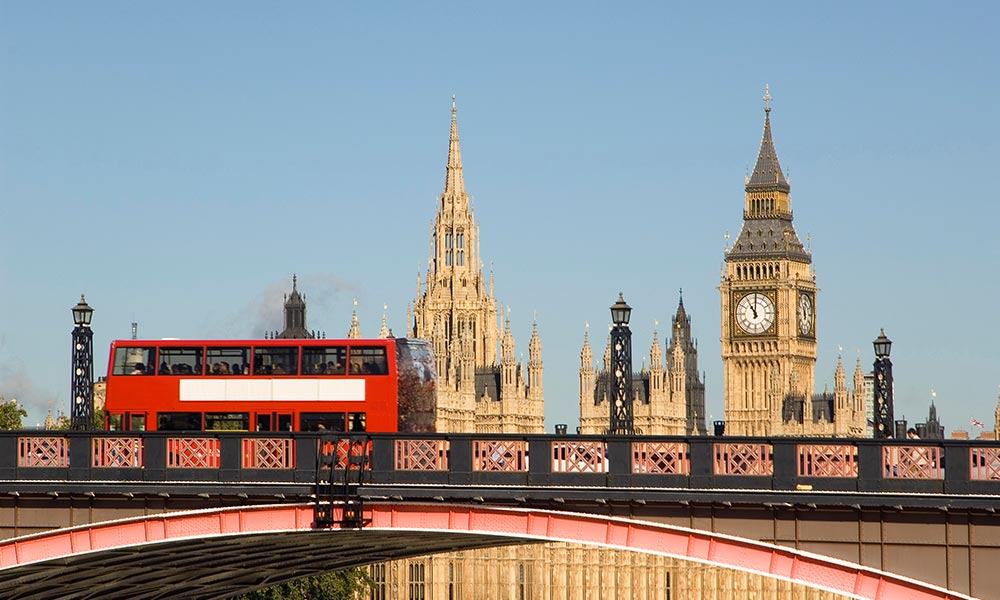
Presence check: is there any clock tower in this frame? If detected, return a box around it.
[720,87,817,436]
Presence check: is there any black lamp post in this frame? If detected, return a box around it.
[71,295,95,430]
[607,293,635,435]
[872,328,894,439]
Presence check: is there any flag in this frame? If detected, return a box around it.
[971,417,985,428]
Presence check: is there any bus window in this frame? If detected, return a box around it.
[277,413,293,432]
[206,413,249,431]
[112,347,156,375]
[130,414,146,431]
[348,412,367,432]
[159,347,204,376]
[158,412,202,431]
[206,347,250,376]
[349,347,388,375]
[254,347,298,375]
[302,346,347,375]
[255,413,272,431]
[107,413,123,431]
[301,413,346,432]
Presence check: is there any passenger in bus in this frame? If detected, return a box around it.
[159,362,170,375]
[272,364,285,375]
[230,363,242,375]
[130,363,146,375]
[350,413,366,432]
[211,363,222,375]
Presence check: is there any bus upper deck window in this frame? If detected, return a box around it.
[349,347,388,375]
[159,347,204,376]
[302,346,347,375]
[112,347,156,376]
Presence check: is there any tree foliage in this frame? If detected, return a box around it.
[232,569,370,600]
[0,398,28,430]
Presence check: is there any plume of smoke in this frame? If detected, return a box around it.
[0,361,56,426]
[198,274,358,339]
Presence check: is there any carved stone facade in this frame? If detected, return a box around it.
[371,543,848,599]
[579,295,707,435]
[721,89,866,437]
[408,98,544,434]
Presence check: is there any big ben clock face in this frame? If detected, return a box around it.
[735,292,776,334]
[798,293,814,336]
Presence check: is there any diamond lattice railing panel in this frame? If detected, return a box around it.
[551,441,608,473]
[714,443,773,476]
[631,442,689,474]
[882,445,943,479]
[92,437,143,468]
[17,437,70,468]
[473,440,528,472]
[796,444,858,477]
[394,439,449,470]
[319,439,372,470]
[242,438,295,469]
[167,438,221,469]
[970,447,1000,481]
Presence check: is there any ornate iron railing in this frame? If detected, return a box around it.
[18,436,69,468]
[93,437,143,468]
[242,438,295,469]
[882,445,943,479]
[632,441,689,474]
[551,441,607,473]
[797,444,858,477]
[395,439,449,471]
[714,443,773,476]
[474,440,528,472]
[167,437,221,469]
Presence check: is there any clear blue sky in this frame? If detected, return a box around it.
[1,2,998,432]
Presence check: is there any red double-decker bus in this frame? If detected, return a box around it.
[104,338,437,433]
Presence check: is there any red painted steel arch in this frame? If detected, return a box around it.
[0,503,971,600]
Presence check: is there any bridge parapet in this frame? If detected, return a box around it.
[2,432,999,500]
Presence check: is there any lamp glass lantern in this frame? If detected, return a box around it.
[610,293,632,326]
[72,295,94,327]
[873,328,892,359]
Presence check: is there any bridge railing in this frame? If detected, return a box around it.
[1,432,998,494]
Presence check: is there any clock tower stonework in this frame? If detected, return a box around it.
[721,89,818,436]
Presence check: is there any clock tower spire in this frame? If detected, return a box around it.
[720,87,818,436]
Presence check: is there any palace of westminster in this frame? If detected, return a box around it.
[238,94,996,598]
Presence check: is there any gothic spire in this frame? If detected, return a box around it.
[347,298,361,339]
[529,313,542,365]
[379,304,390,338]
[747,85,790,193]
[581,325,592,367]
[443,95,465,197]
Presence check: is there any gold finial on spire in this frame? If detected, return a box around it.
[763,84,772,112]
[452,94,456,111]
